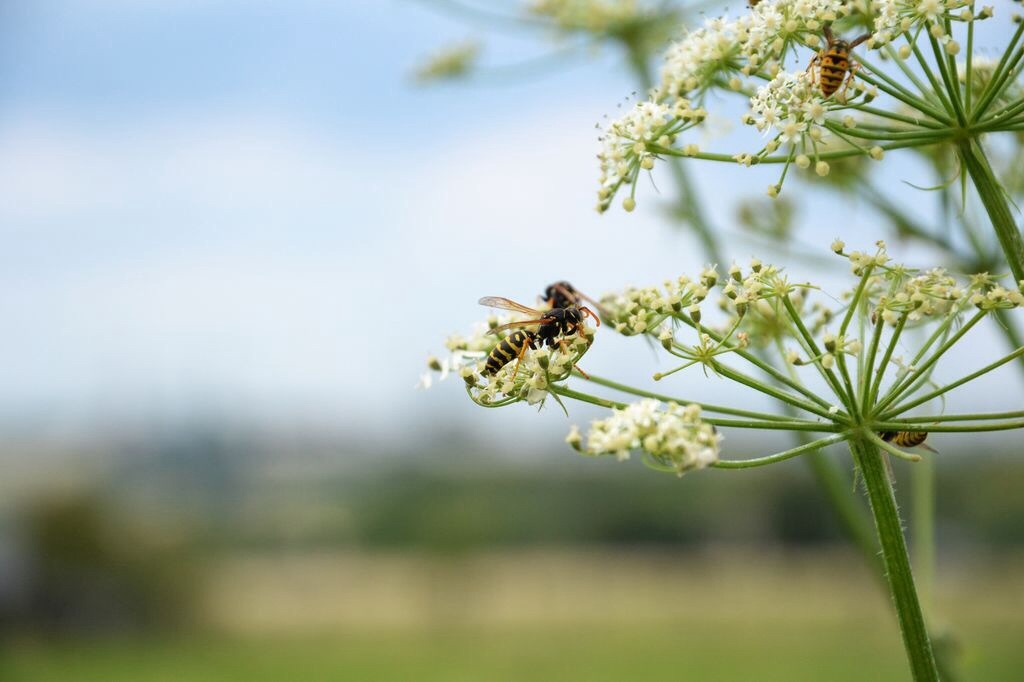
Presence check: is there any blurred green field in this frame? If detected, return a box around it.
[4,622,1022,681]
[3,550,1022,681]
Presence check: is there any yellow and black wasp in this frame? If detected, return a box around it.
[810,25,872,99]
[478,296,600,379]
[880,430,930,449]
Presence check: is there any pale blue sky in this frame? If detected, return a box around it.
[0,1,1020,446]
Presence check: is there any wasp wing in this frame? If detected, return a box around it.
[489,318,548,336]
[478,296,543,316]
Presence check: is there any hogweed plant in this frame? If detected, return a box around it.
[597,0,1024,281]
[415,1,1024,679]
[426,243,1024,680]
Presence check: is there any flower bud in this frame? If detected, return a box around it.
[796,154,811,169]
[821,353,835,369]
[869,146,884,161]
[815,161,830,177]
[688,304,702,323]
[565,425,583,452]
[831,239,845,254]
[622,197,636,212]
[427,356,443,371]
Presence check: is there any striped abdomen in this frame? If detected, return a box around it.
[880,431,928,448]
[484,329,534,375]
[819,47,850,97]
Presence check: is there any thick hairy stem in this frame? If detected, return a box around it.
[959,139,1024,283]
[848,436,939,682]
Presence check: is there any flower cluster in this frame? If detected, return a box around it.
[872,0,977,47]
[745,69,844,162]
[593,0,1003,210]
[571,399,722,474]
[655,18,745,100]
[412,41,481,83]
[598,268,717,334]
[737,0,849,66]
[597,99,706,212]
[528,0,660,36]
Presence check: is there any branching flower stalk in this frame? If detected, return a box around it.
[428,242,1024,680]
[597,0,1024,279]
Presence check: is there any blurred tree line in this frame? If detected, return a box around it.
[2,427,1023,637]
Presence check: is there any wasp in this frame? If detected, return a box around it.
[478,296,600,379]
[542,281,604,313]
[880,431,930,449]
[810,25,872,99]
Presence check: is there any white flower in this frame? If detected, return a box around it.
[583,399,721,474]
[749,70,830,142]
[872,0,973,46]
[656,18,744,101]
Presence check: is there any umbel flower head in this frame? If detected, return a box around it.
[575,400,722,475]
[430,241,1024,476]
[595,0,1003,211]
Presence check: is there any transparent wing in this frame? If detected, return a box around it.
[489,318,548,336]
[478,296,543,316]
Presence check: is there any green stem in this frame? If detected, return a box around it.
[673,316,838,413]
[781,296,852,412]
[971,27,1024,124]
[911,455,936,619]
[707,359,839,421]
[712,433,848,469]
[875,311,983,414]
[651,138,938,164]
[872,419,1024,433]
[869,313,908,408]
[848,436,939,682]
[897,410,1024,423]
[958,139,1024,283]
[884,345,1024,416]
[579,372,819,423]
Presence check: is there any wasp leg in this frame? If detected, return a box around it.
[510,339,531,384]
[558,333,591,379]
[806,51,820,79]
[839,62,862,102]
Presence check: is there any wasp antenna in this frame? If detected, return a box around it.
[581,306,601,327]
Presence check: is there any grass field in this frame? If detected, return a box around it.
[3,549,1022,681]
